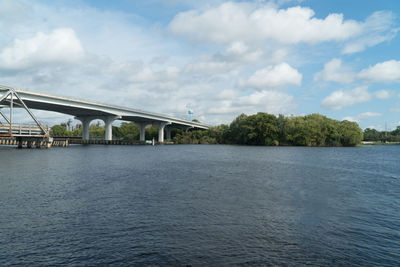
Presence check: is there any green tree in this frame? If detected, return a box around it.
[146,125,159,140]
[89,123,104,138]
[339,120,363,146]
[113,122,140,141]
[227,113,249,144]
[244,113,279,145]
[50,125,68,136]
[363,128,380,141]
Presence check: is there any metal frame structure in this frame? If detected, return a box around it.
[0,86,49,138]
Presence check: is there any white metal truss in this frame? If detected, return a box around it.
[0,86,49,137]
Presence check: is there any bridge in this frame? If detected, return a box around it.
[0,85,209,143]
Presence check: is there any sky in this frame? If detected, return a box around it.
[0,0,400,130]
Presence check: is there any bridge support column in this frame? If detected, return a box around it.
[136,122,147,141]
[76,116,94,141]
[79,117,91,140]
[158,122,171,143]
[102,116,120,141]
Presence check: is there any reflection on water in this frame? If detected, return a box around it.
[0,145,399,266]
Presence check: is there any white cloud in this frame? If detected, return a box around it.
[374,89,392,99]
[316,59,400,85]
[225,46,267,64]
[218,89,237,99]
[129,67,157,83]
[366,125,377,129]
[358,60,400,83]
[314,58,354,83]
[226,41,248,55]
[184,59,232,75]
[322,86,372,110]
[127,66,179,83]
[342,11,398,54]
[342,116,358,122]
[239,63,302,89]
[208,90,296,115]
[169,2,362,45]
[0,0,31,26]
[358,112,382,119]
[0,28,84,70]
[342,111,381,123]
[182,47,269,77]
[238,90,295,111]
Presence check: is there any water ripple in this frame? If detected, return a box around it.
[0,145,399,266]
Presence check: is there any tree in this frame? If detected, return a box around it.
[208,125,229,144]
[50,125,68,136]
[113,122,139,141]
[363,128,380,141]
[340,120,363,146]
[89,123,104,138]
[227,113,248,144]
[146,125,158,140]
[244,113,279,145]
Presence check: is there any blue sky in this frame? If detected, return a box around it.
[0,0,400,130]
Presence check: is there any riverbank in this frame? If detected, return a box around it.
[361,141,400,146]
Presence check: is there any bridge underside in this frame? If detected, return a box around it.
[16,101,196,142]
[21,100,112,117]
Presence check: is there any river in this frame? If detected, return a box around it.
[0,145,399,266]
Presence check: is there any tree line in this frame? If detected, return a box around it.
[173,113,363,146]
[50,112,364,146]
[363,127,400,142]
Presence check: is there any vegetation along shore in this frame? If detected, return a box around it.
[51,113,364,147]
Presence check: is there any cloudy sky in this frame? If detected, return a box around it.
[0,0,400,130]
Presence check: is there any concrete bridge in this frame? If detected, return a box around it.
[0,85,209,142]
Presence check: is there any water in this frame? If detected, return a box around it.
[0,145,399,266]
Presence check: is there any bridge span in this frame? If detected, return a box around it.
[0,85,209,142]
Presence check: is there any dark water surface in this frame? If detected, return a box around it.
[0,145,399,266]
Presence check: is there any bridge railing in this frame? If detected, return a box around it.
[0,124,49,137]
